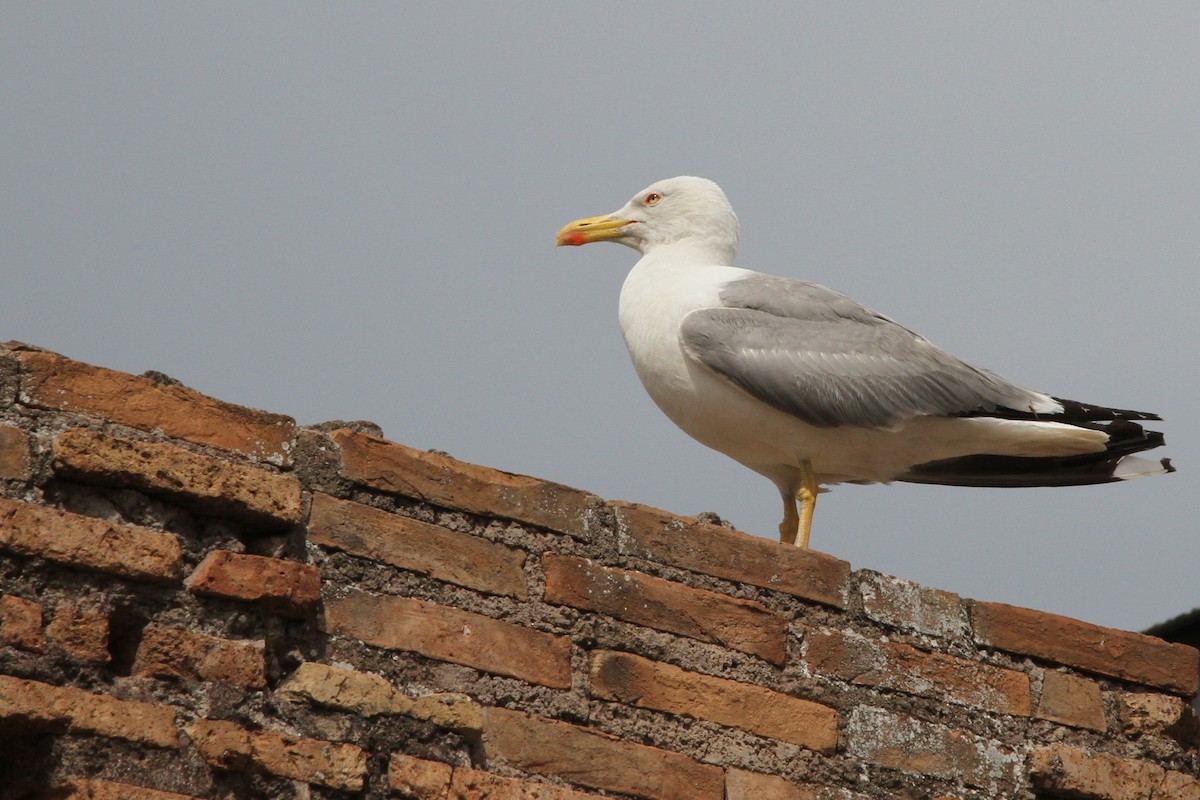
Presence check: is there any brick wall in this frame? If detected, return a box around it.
[0,340,1196,800]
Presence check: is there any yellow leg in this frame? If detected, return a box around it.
[778,460,819,548]
[778,494,799,546]
[795,459,818,549]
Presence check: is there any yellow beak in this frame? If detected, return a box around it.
[556,215,635,246]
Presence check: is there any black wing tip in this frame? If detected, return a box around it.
[957,399,1164,424]
[1051,397,1163,422]
[899,453,1171,488]
[900,423,1174,488]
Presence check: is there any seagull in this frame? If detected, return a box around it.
[556,176,1172,549]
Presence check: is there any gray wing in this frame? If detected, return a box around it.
[679,274,1050,429]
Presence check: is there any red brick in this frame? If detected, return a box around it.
[845,707,1019,791]
[309,493,528,598]
[186,717,367,791]
[542,554,787,664]
[0,674,177,747]
[54,429,302,526]
[804,627,1030,716]
[971,600,1200,695]
[0,594,46,651]
[725,770,869,800]
[0,424,32,481]
[612,501,849,608]
[331,429,598,538]
[1035,670,1106,732]
[45,605,110,662]
[45,779,200,799]
[185,550,319,617]
[858,571,969,639]
[1030,743,1199,800]
[481,706,724,800]
[15,349,295,464]
[326,588,571,688]
[0,497,183,583]
[133,624,266,687]
[590,650,837,752]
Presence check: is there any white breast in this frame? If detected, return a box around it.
[617,254,803,475]
[619,254,738,413]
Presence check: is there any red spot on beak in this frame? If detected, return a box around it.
[560,231,588,246]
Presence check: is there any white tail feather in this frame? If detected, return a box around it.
[1113,455,1173,480]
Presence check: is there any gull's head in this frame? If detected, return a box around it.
[556,176,739,261]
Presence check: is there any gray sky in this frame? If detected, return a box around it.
[3,3,1196,632]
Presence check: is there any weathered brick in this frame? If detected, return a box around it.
[725,771,808,800]
[398,691,486,734]
[845,707,1019,791]
[16,349,295,464]
[1030,743,1200,800]
[279,661,406,716]
[1119,692,1200,745]
[186,717,367,791]
[0,423,31,480]
[133,624,265,687]
[389,753,453,799]
[590,650,837,752]
[326,589,571,688]
[0,674,177,747]
[279,662,482,731]
[184,550,319,617]
[1119,692,1186,734]
[448,765,609,800]
[54,429,302,526]
[331,428,598,538]
[45,779,200,799]
[309,492,528,598]
[1035,670,1106,732]
[858,570,969,640]
[46,605,110,662]
[542,554,787,664]
[971,600,1200,695]
[725,770,869,800]
[0,497,183,583]
[612,501,849,608]
[0,594,46,651]
[481,706,724,800]
[804,627,1031,716]
[389,754,607,800]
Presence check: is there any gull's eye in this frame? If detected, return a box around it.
[644,192,662,206]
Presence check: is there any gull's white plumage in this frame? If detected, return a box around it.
[557,176,1172,548]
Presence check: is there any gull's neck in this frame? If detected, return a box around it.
[639,236,737,267]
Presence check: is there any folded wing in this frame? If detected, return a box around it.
[680,274,1058,429]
